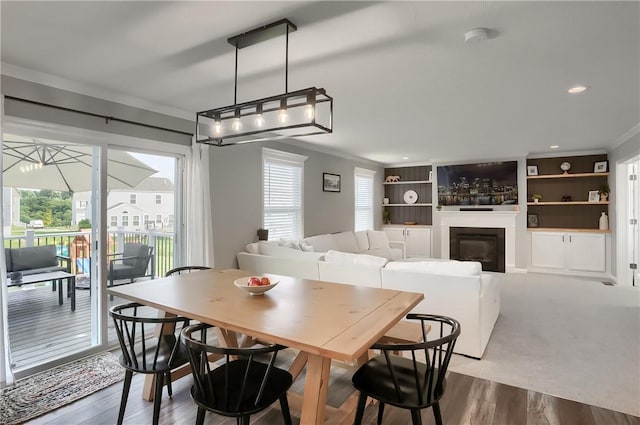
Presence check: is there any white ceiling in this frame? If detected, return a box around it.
[1,1,638,165]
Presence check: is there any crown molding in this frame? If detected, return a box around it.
[1,62,194,121]
[610,123,640,150]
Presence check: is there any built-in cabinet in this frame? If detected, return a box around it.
[382,225,431,258]
[530,230,606,272]
[383,166,432,225]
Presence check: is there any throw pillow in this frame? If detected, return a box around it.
[354,231,370,251]
[279,239,302,250]
[245,242,260,254]
[259,242,325,261]
[367,230,390,250]
[303,234,335,253]
[299,241,315,252]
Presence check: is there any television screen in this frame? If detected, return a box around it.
[437,161,518,206]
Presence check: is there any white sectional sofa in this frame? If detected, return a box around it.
[237,244,500,358]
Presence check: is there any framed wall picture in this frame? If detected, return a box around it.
[527,213,539,228]
[593,160,608,173]
[527,165,539,176]
[588,190,600,202]
[323,173,341,192]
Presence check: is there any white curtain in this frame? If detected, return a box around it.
[184,138,215,267]
[0,98,16,385]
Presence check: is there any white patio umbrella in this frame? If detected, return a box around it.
[2,139,157,192]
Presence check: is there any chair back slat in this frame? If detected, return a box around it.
[165,266,211,277]
[181,323,293,419]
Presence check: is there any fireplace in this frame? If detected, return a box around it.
[450,227,505,273]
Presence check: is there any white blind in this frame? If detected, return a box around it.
[263,149,307,240]
[354,168,375,232]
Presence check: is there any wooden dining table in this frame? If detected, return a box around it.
[107,268,424,425]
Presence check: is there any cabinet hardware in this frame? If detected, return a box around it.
[631,263,638,270]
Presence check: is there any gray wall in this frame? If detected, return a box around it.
[609,132,640,277]
[210,141,384,268]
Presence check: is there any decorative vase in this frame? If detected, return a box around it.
[600,192,609,202]
[599,212,609,230]
[257,228,269,241]
[534,199,539,204]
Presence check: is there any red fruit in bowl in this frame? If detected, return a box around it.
[260,277,271,286]
[248,277,261,286]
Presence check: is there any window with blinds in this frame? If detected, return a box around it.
[263,148,308,240]
[354,167,376,231]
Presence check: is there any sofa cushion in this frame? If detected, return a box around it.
[367,231,390,250]
[279,239,302,250]
[10,245,58,271]
[332,231,359,253]
[299,241,315,252]
[245,242,261,254]
[303,234,335,253]
[354,231,369,251]
[324,250,388,267]
[385,260,482,276]
[366,248,403,261]
[258,242,325,261]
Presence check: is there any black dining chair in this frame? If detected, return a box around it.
[181,323,293,425]
[351,314,461,425]
[109,302,191,425]
[165,265,211,277]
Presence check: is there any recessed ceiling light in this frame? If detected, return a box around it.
[402,156,409,160]
[550,145,559,149]
[568,85,588,94]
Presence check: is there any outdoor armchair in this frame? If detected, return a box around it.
[107,243,154,290]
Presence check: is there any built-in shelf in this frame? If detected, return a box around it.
[527,201,609,206]
[528,228,611,233]
[385,203,432,207]
[383,180,432,185]
[527,172,609,180]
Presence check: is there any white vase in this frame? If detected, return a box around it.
[599,212,609,230]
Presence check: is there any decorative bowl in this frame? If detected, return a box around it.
[233,276,279,295]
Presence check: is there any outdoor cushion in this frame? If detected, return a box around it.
[9,245,58,271]
[109,264,140,280]
[21,266,65,276]
[122,243,149,269]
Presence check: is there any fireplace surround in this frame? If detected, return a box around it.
[450,227,506,272]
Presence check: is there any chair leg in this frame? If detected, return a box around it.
[241,416,250,425]
[432,402,443,425]
[353,392,367,425]
[196,407,206,425]
[377,401,385,425]
[411,409,423,425]
[117,370,133,425]
[165,371,173,397]
[152,373,164,425]
[279,395,293,425]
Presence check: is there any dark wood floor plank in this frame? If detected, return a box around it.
[492,381,528,425]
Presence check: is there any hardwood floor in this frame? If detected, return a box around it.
[27,355,639,425]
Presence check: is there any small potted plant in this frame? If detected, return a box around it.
[598,184,610,202]
[382,209,391,225]
[532,194,543,203]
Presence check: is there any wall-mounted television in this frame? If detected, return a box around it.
[437,161,518,206]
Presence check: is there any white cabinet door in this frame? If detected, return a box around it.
[531,232,566,269]
[383,228,405,244]
[567,233,606,272]
[406,227,431,258]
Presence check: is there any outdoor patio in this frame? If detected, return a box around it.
[6,282,159,371]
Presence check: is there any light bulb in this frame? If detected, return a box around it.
[255,114,265,127]
[278,99,288,124]
[213,113,222,134]
[304,104,315,120]
[232,117,242,131]
[278,108,288,124]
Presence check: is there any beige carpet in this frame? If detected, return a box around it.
[448,272,640,417]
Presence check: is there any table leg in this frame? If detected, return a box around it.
[57,279,63,305]
[300,354,332,425]
[70,276,76,311]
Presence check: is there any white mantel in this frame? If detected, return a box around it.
[440,211,518,273]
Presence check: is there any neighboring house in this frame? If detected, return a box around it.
[72,177,175,232]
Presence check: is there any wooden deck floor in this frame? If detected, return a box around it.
[6,283,156,371]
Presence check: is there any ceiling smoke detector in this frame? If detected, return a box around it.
[464,28,489,44]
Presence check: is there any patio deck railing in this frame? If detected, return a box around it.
[4,229,175,277]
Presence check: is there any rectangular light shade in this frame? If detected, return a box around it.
[196,87,332,147]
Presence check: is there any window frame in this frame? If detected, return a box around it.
[354,167,376,232]
[262,148,308,241]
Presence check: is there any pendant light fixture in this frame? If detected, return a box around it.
[196,19,333,147]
